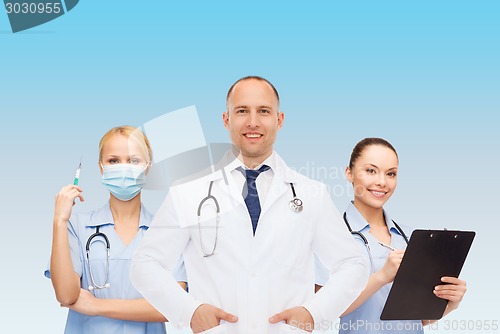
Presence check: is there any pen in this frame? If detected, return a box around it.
[378,241,396,251]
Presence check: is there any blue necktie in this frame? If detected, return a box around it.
[240,165,270,235]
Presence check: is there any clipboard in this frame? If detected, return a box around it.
[380,229,475,320]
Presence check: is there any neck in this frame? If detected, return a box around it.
[109,194,141,226]
[353,200,385,227]
[239,151,272,170]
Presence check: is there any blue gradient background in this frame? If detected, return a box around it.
[0,1,498,333]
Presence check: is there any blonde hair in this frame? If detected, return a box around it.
[99,126,153,163]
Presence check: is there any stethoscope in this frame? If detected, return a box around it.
[86,226,111,291]
[343,212,409,273]
[197,180,303,257]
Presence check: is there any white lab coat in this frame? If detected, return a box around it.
[131,152,369,334]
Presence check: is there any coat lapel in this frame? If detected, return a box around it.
[261,154,297,217]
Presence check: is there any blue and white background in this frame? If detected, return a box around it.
[0,0,498,333]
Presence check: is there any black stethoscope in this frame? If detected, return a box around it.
[86,226,111,291]
[343,212,409,273]
[197,180,303,257]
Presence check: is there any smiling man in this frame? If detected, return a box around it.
[131,76,369,334]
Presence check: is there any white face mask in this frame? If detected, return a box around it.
[101,163,148,201]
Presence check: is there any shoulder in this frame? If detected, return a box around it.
[390,220,415,241]
[275,154,328,193]
[171,170,220,192]
[140,204,154,225]
[68,204,111,236]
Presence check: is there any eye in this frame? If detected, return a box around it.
[259,109,271,114]
[108,159,120,164]
[129,158,141,165]
[387,171,397,177]
[236,109,247,114]
[366,168,376,174]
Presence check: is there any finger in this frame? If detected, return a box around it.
[434,289,464,301]
[269,310,288,324]
[216,309,238,323]
[435,283,467,293]
[61,184,82,192]
[434,293,463,302]
[69,188,84,201]
[58,188,82,200]
[441,276,465,285]
[76,193,85,203]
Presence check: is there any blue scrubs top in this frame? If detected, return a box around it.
[45,202,187,334]
[316,202,423,334]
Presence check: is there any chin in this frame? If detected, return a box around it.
[357,198,386,210]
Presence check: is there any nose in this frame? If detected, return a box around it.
[246,111,260,128]
[376,173,386,187]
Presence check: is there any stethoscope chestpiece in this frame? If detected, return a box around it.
[289,197,303,212]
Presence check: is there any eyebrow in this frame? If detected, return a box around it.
[232,105,274,110]
[105,154,143,159]
[364,163,398,170]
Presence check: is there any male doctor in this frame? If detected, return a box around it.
[131,76,369,334]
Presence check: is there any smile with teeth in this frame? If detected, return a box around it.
[245,133,262,138]
[369,190,387,198]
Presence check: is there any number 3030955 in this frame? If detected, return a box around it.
[5,2,61,14]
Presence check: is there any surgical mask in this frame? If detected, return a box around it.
[101,163,148,201]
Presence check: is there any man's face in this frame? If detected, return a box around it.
[223,79,284,167]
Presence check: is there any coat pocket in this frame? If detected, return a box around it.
[199,323,228,334]
[279,323,311,334]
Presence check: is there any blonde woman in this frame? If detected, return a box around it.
[45,126,186,333]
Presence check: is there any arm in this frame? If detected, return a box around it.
[50,185,84,306]
[67,282,188,322]
[130,190,202,328]
[422,277,467,326]
[276,184,369,327]
[342,249,405,316]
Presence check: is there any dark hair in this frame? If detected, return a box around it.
[226,76,280,106]
[349,138,398,169]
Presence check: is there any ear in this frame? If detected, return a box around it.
[223,111,230,129]
[98,162,104,175]
[277,111,284,129]
[345,166,353,183]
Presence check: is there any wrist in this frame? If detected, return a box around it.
[91,297,105,317]
[54,217,69,227]
[446,301,459,312]
[373,270,391,286]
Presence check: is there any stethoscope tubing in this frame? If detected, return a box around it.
[343,211,409,273]
[197,179,303,257]
[86,226,111,290]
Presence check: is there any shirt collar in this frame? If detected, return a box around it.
[345,201,402,237]
[345,201,369,232]
[84,202,151,229]
[230,151,277,173]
